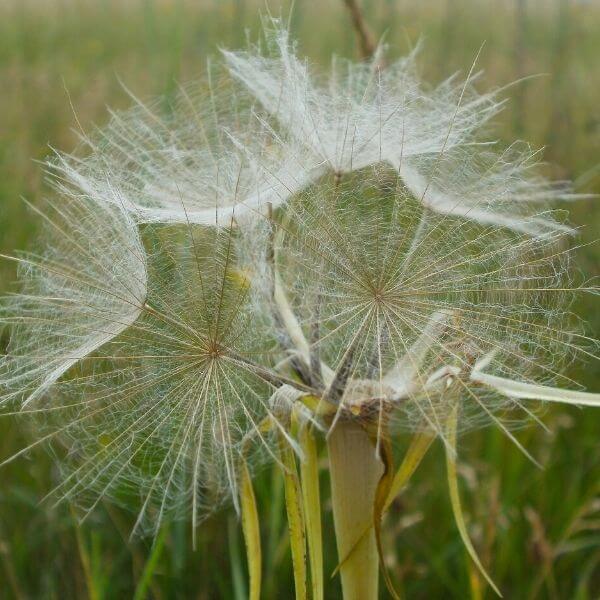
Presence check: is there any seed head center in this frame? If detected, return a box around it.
[207,341,222,359]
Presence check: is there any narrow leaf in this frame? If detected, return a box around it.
[372,433,401,600]
[271,227,334,384]
[470,371,600,407]
[71,506,101,600]
[133,526,167,600]
[299,424,324,600]
[384,430,435,512]
[274,270,310,357]
[239,458,262,600]
[445,406,502,597]
[279,434,308,600]
[228,516,247,600]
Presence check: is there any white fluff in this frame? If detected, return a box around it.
[0,20,597,537]
[0,198,146,407]
[49,70,321,226]
[224,22,578,236]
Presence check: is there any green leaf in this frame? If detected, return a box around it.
[373,432,401,600]
[228,515,247,600]
[70,506,101,600]
[133,526,167,600]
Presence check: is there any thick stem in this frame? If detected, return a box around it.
[327,420,383,600]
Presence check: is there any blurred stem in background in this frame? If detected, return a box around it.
[513,0,527,136]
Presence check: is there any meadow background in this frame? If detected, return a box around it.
[0,0,598,597]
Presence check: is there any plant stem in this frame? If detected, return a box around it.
[341,0,377,60]
[327,420,383,600]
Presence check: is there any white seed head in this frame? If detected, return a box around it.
[249,166,587,439]
[1,20,598,536]
[225,20,578,235]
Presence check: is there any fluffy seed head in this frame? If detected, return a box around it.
[1,20,598,535]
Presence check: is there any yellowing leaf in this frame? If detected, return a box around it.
[279,434,307,600]
[470,369,600,407]
[239,458,261,600]
[384,430,435,513]
[299,424,324,600]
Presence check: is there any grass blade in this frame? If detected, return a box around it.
[373,433,401,600]
[228,514,247,600]
[133,526,167,600]
[70,506,101,600]
[446,406,502,598]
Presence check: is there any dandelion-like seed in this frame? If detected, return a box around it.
[50,62,318,226]
[1,18,598,599]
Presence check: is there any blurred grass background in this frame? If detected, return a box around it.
[0,0,598,598]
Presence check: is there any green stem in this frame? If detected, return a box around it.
[327,420,383,600]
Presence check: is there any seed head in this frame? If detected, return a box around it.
[1,20,598,537]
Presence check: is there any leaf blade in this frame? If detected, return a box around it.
[470,371,600,407]
[239,457,262,600]
[299,424,324,600]
[445,406,502,597]
[279,434,307,600]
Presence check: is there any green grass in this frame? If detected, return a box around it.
[0,1,598,597]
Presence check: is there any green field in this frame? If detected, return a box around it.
[0,1,599,598]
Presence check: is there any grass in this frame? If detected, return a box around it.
[0,0,598,597]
